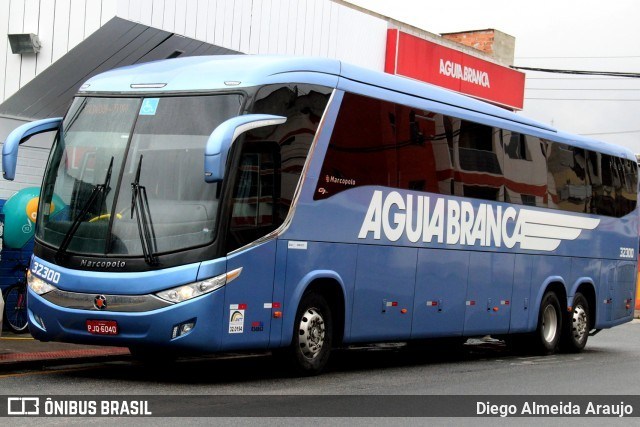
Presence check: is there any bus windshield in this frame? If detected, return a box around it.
[37,94,244,257]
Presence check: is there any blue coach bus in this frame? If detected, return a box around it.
[3,56,638,374]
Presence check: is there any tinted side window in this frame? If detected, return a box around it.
[396,106,451,194]
[455,119,503,201]
[314,93,396,200]
[587,151,612,215]
[503,131,547,207]
[620,159,638,214]
[314,92,636,218]
[586,153,638,217]
[547,142,589,213]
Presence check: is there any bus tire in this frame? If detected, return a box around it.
[535,291,562,354]
[560,292,590,353]
[284,293,333,376]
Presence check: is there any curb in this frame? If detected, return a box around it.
[0,347,131,372]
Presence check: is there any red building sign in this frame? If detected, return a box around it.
[385,29,526,110]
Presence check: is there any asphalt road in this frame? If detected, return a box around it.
[0,320,638,421]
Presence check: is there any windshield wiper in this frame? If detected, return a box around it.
[56,156,114,262]
[131,155,159,266]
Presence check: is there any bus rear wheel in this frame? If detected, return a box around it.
[282,293,333,376]
[560,292,590,352]
[534,291,562,354]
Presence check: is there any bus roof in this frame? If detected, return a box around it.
[80,55,637,162]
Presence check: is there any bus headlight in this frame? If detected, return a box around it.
[27,270,58,295]
[155,267,242,304]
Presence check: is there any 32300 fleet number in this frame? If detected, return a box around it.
[619,247,635,259]
[31,261,61,284]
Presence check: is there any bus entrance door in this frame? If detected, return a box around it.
[222,240,276,350]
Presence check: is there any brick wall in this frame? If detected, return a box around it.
[442,29,496,55]
[441,29,515,65]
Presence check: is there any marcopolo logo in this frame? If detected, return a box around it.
[357,190,600,251]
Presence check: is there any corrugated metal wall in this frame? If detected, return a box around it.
[0,0,387,105]
[0,0,118,104]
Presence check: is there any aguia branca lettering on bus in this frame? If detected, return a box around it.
[358,190,521,248]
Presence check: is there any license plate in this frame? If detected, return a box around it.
[86,320,118,335]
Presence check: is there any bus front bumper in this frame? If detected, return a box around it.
[27,287,226,354]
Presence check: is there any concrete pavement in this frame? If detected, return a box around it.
[0,331,130,371]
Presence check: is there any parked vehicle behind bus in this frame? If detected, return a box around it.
[3,56,638,374]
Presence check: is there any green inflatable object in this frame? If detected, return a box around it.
[2,187,64,249]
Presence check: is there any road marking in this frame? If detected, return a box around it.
[0,337,35,341]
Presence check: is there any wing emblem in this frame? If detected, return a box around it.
[518,209,600,251]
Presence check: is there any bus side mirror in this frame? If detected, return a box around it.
[204,114,286,183]
[2,117,62,180]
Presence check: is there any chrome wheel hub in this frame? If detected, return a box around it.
[572,305,588,342]
[542,304,558,343]
[298,308,325,360]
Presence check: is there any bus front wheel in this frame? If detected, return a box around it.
[282,293,333,376]
[560,292,590,352]
[535,291,562,354]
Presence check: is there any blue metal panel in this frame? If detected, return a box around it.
[593,260,635,326]
[463,252,514,336]
[280,241,356,347]
[269,240,289,348]
[412,248,468,338]
[510,255,533,333]
[569,258,599,294]
[350,245,416,342]
[528,255,571,331]
[597,260,616,326]
[613,261,636,321]
[196,257,227,281]
[222,241,277,350]
[568,258,600,308]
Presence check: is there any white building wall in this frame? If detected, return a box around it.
[0,0,118,201]
[0,0,118,105]
[113,0,387,68]
[0,0,388,106]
